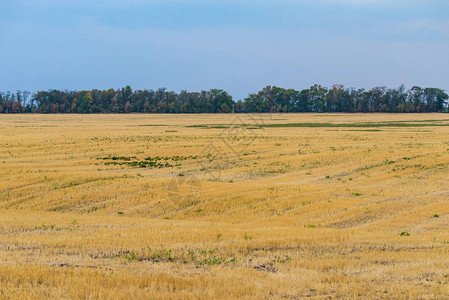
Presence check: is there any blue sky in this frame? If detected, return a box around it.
[1,0,448,99]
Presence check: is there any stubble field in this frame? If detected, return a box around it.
[1,113,449,299]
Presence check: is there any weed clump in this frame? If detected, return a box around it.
[400,230,410,236]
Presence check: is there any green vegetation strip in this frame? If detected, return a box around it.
[264,122,449,128]
[188,121,449,129]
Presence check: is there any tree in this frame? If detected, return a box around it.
[77,92,93,113]
[1,85,447,114]
[308,84,328,112]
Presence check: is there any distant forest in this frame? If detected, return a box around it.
[1,85,448,113]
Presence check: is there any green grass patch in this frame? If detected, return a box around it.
[187,120,449,129]
[97,155,200,169]
[263,121,449,128]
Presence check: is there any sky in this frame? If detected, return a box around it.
[0,0,448,100]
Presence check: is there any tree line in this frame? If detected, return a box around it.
[1,85,448,113]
